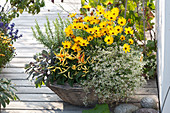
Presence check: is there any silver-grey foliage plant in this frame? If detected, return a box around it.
[81,46,146,104]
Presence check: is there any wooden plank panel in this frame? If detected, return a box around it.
[3,102,90,111]
[11,80,35,86]
[15,87,54,94]
[11,58,35,63]
[1,68,25,73]
[144,79,157,88]
[7,63,28,68]
[3,102,64,110]
[0,74,27,79]
[1,110,82,113]
[15,93,61,101]
[15,48,45,53]
[135,88,158,95]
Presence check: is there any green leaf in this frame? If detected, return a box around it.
[35,76,44,86]
[0,98,6,108]
[82,104,110,113]
[68,79,74,87]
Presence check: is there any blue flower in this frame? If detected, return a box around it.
[10,23,15,28]
[14,29,19,35]
[19,34,23,37]
[0,21,3,27]
[0,16,2,20]
[9,32,12,36]
[14,35,18,39]
[5,23,8,28]
[10,28,14,31]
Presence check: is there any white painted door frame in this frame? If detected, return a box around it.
[157,0,170,112]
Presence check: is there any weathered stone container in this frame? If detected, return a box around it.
[47,82,98,106]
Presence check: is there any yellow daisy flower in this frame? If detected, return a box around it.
[96,9,105,15]
[77,23,84,29]
[73,18,79,23]
[71,43,81,52]
[62,41,72,49]
[120,35,125,41]
[104,36,114,45]
[104,11,110,19]
[111,7,119,17]
[107,21,113,26]
[118,17,126,26]
[93,26,100,33]
[87,35,94,41]
[125,27,134,35]
[123,43,131,53]
[97,5,105,11]
[83,4,91,9]
[69,13,77,18]
[107,25,114,31]
[107,15,116,21]
[86,28,95,34]
[109,29,118,36]
[129,39,134,44]
[114,26,123,33]
[72,23,78,29]
[90,20,98,25]
[101,28,109,35]
[83,24,89,30]
[74,37,84,44]
[96,32,102,37]
[83,16,93,22]
[80,40,89,46]
[99,22,107,28]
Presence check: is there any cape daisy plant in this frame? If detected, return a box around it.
[64,5,134,53]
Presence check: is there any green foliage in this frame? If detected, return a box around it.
[32,14,70,50]
[0,78,19,108]
[10,0,45,15]
[25,50,51,88]
[82,104,110,113]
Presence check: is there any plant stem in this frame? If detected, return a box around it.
[142,0,146,56]
[124,0,128,18]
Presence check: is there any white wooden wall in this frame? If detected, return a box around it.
[157,0,170,112]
